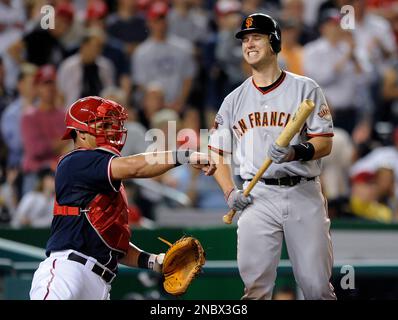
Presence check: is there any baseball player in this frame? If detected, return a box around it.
[29,96,215,300]
[209,13,336,300]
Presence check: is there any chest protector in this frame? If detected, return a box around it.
[85,184,131,254]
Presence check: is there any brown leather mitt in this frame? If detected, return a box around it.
[158,236,206,296]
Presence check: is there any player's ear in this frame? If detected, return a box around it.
[76,130,87,140]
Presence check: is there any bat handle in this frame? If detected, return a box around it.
[223,209,236,224]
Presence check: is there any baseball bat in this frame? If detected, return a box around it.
[223,99,316,224]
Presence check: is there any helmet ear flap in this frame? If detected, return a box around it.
[269,32,281,54]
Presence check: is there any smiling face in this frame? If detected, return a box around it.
[241,32,275,69]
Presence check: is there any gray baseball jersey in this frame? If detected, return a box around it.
[209,71,333,179]
[132,37,196,104]
[209,70,336,300]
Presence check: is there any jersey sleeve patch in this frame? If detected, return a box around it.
[317,104,332,121]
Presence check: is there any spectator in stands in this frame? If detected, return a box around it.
[278,18,304,75]
[21,65,67,195]
[350,129,398,200]
[349,171,394,223]
[317,0,350,21]
[351,0,396,69]
[389,7,398,46]
[137,82,167,129]
[351,0,397,128]
[57,26,115,108]
[351,119,376,161]
[366,0,398,23]
[11,167,54,228]
[0,56,14,186]
[132,1,196,114]
[1,63,37,188]
[85,0,131,95]
[380,56,398,125]
[0,56,13,114]
[214,0,246,94]
[279,0,318,45]
[167,0,210,45]
[375,166,397,214]
[1,35,25,94]
[106,0,148,56]
[23,1,75,66]
[303,9,367,134]
[0,0,25,55]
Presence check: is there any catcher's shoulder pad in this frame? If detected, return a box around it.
[158,236,205,296]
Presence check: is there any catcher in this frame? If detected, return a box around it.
[29,96,213,300]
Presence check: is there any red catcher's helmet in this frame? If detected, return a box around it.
[62,96,128,151]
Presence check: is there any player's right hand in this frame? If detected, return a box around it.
[189,152,217,176]
[225,187,253,211]
[268,142,295,163]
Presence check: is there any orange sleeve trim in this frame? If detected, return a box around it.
[306,133,334,138]
[208,145,232,156]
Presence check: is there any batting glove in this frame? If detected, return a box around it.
[148,253,165,273]
[225,187,253,211]
[268,143,295,164]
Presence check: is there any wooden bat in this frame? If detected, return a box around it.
[223,99,316,224]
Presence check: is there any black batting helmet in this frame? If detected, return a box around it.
[235,13,282,54]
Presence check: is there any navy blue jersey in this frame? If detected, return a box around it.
[46,148,123,271]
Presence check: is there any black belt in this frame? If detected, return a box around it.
[67,252,116,283]
[248,176,315,186]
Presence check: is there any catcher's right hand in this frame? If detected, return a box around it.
[225,187,253,211]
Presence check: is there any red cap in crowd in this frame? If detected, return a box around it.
[215,0,241,16]
[319,9,341,25]
[35,65,57,84]
[147,1,169,20]
[56,2,75,21]
[351,171,376,184]
[86,0,108,21]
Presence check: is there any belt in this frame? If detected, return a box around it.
[67,252,116,283]
[248,176,315,186]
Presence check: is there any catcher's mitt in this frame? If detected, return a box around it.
[158,236,205,296]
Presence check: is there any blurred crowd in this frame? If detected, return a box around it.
[1,0,398,228]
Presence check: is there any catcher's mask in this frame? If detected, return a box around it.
[62,96,128,151]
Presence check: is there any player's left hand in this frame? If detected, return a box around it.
[268,143,295,164]
[189,152,217,176]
